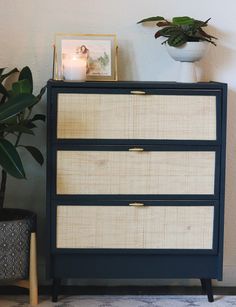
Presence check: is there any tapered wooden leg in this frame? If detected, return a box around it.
[29,232,38,306]
[52,278,61,302]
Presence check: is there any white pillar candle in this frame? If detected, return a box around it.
[63,54,86,81]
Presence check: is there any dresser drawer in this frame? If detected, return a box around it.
[56,150,216,195]
[56,205,214,250]
[57,93,217,140]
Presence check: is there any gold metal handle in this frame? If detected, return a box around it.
[129,147,144,152]
[130,90,146,95]
[129,203,144,207]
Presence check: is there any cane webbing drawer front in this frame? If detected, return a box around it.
[56,150,216,195]
[56,205,214,249]
[57,93,216,140]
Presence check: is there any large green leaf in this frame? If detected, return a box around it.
[21,145,44,165]
[19,66,33,93]
[0,139,25,178]
[12,79,32,95]
[2,114,17,124]
[0,93,37,122]
[172,16,195,25]
[29,85,46,108]
[137,16,165,24]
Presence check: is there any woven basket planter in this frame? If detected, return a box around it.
[0,209,36,280]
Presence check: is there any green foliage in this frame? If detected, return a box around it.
[0,139,25,179]
[0,93,37,121]
[19,66,33,93]
[0,66,46,180]
[137,16,217,47]
[137,16,165,24]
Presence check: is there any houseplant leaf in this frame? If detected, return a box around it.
[172,16,195,25]
[156,21,171,27]
[21,145,44,165]
[12,79,32,95]
[2,115,17,125]
[158,27,180,37]
[137,15,216,46]
[35,85,47,103]
[31,114,46,122]
[19,66,33,93]
[137,16,165,24]
[0,93,37,121]
[0,139,25,178]
[168,33,187,46]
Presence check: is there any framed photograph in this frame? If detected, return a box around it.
[54,33,118,81]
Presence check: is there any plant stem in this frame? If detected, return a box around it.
[0,169,7,209]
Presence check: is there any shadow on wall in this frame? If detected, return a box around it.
[198,25,235,81]
[198,44,235,82]
[223,88,236,268]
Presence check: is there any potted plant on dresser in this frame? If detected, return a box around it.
[137,16,217,82]
[0,66,45,304]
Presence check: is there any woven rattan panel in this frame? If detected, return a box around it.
[56,205,214,249]
[57,93,216,140]
[57,151,215,195]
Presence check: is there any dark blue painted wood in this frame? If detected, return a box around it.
[217,83,228,281]
[57,139,220,146]
[47,79,227,90]
[46,81,227,286]
[55,194,217,201]
[52,254,220,279]
[46,82,53,278]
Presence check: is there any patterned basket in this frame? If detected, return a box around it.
[0,209,36,280]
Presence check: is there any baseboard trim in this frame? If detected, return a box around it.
[0,285,236,296]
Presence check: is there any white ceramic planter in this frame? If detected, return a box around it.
[166,41,209,83]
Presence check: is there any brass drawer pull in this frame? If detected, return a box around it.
[130,90,146,95]
[129,202,144,207]
[129,147,144,152]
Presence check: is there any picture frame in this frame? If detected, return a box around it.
[54,33,118,81]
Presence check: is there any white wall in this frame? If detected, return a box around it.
[0,0,236,286]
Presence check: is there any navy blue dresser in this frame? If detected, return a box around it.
[47,80,227,302]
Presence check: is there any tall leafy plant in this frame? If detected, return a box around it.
[0,67,46,209]
[137,16,217,47]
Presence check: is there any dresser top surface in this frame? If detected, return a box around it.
[47,80,227,90]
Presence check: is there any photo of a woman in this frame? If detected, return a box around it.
[76,45,90,73]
